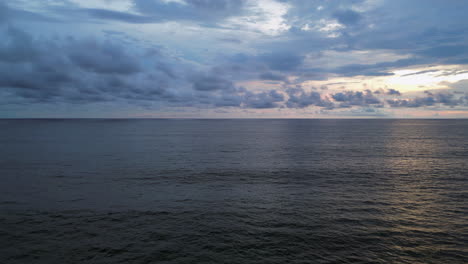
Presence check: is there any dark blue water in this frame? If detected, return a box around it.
[0,119,467,263]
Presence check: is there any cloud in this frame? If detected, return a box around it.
[448,79,468,91]
[0,25,185,105]
[243,90,284,109]
[0,2,58,24]
[82,8,155,24]
[213,92,242,107]
[418,45,468,59]
[386,89,401,96]
[218,37,243,44]
[331,90,383,108]
[258,72,287,81]
[192,75,235,91]
[401,69,439,77]
[0,25,252,109]
[332,9,362,26]
[333,64,394,77]
[4,0,249,26]
[286,87,334,109]
[0,26,37,63]
[259,52,305,71]
[68,40,141,74]
[436,70,468,77]
[131,0,248,24]
[387,92,465,108]
[2,0,468,117]
[0,3,11,24]
[5,20,460,114]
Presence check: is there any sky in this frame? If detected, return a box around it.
[1,0,468,118]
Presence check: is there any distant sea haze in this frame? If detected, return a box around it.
[0,119,467,263]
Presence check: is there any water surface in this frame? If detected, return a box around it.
[0,119,467,263]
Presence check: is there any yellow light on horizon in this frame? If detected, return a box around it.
[387,67,468,92]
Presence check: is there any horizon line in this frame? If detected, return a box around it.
[2,117,468,120]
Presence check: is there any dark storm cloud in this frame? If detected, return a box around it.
[386,89,401,96]
[0,26,37,63]
[258,72,287,81]
[285,87,334,109]
[341,56,433,75]
[333,63,394,77]
[387,92,465,108]
[0,2,11,23]
[0,24,269,109]
[220,52,303,80]
[186,0,246,10]
[0,27,74,102]
[83,8,155,24]
[131,0,247,24]
[259,52,305,71]
[192,75,235,91]
[436,70,468,77]
[271,0,468,80]
[331,90,382,108]
[218,37,243,44]
[8,0,248,26]
[329,57,432,77]
[2,0,468,116]
[9,0,468,82]
[0,25,181,105]
[0,61,72,92]
[243,90,284,109]
[2,19,465,113]
[0,2,58,24]
[447,79,468,91]
[418,45,468,59]
[401,70,439,77]
[68,40,141,74]
[212,92,242,107]
[372,88,402,96]
[332,9,362,26]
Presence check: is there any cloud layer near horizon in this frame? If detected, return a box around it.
[1,0,468,118]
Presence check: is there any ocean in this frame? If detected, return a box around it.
[0,119,467,263]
